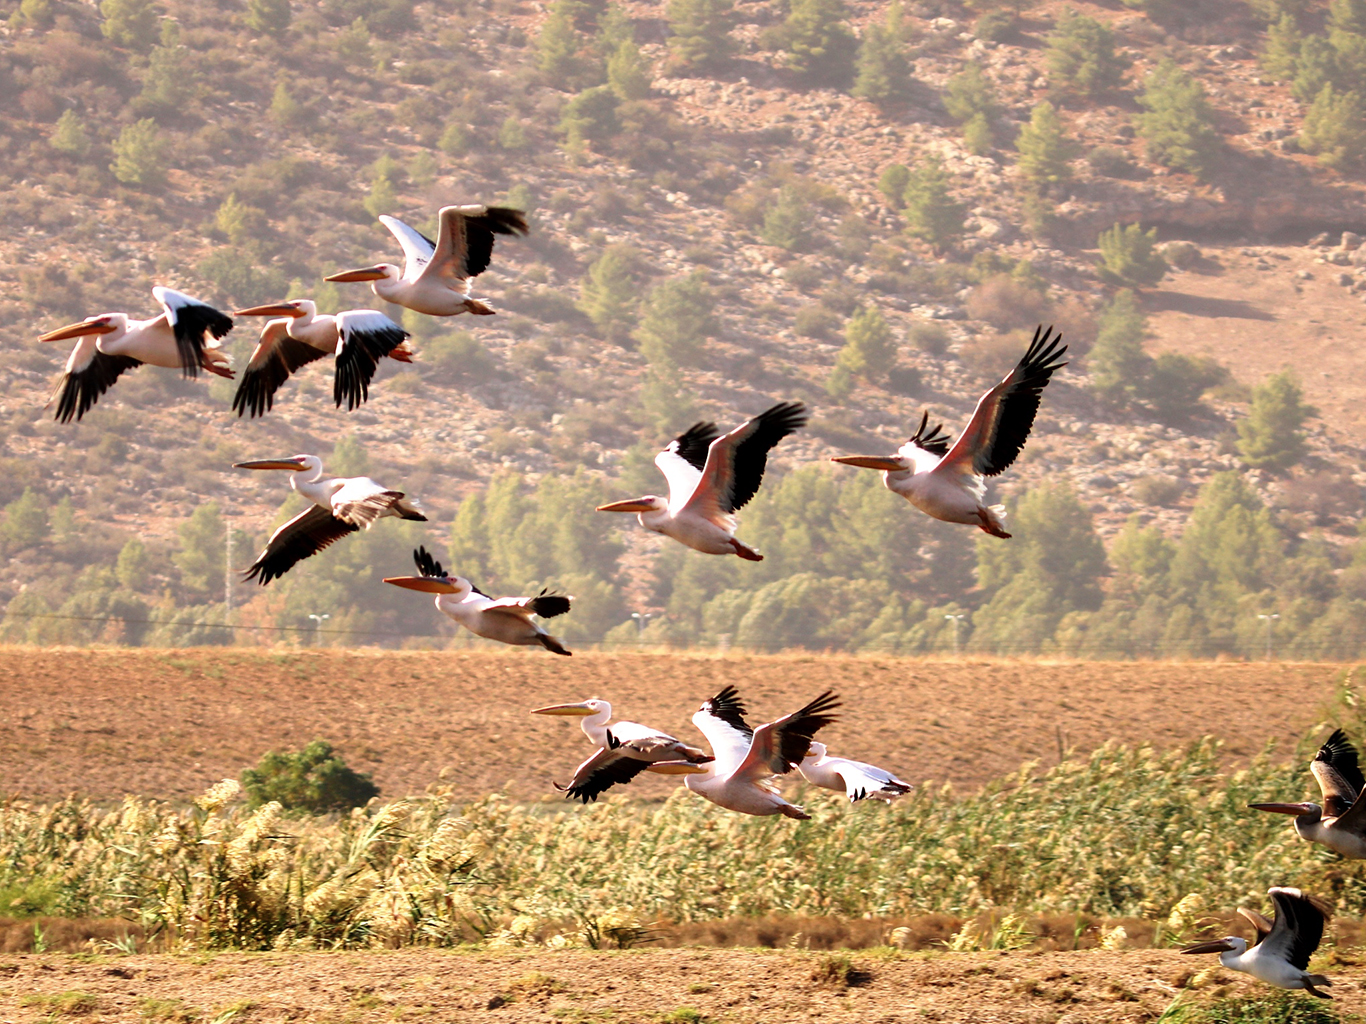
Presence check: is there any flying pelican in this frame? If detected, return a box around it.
[232,300,412,416]
[797,742,912,803]
[830,326,1066,538]
[324,205,528,316]
[1181,887,1333,998]
[235,455,426,584]
[597,402,808,560]
[532,697,714,802]
[38,287,234,423]
[681,686,841,819]
[385,546,572,655]
[1249,728,1366,858]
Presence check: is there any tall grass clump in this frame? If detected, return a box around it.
[0,741,1357,950]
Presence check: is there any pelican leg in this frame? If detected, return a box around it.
[976,508,1011,539]
[1304,976,1334,999]
[730,539,764,561]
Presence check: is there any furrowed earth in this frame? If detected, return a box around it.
[1,649,1359,1021]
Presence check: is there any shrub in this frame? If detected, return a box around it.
[100,0,161,50]
[1015,101,1074,188]
[853,13,912,105]
[1086,145,1136,177]
[635,272,718,366]
[835,305,896,382]
[240,739,379,815]
[1299,83,1366,169]
[561,86,620,149]
[877,163,910,208]
[1237,371,1315,471]
[1046,10,1129,99]
[908,322,950,355]
[110,119,166,187]
[666,0,735,71]
[760,186,812,250]
[965,274,1049,330]
[245,0,291,33]
[49,110,90,157]
[1097,222,1167,289]
[578,244,641,342]
[794,304,841,339]
[1135,59,1221,179]
[772,0,857,88]
[902,156,965,251]
[607,40,651,100]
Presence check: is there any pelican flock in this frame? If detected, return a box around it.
[27,185,1333,999]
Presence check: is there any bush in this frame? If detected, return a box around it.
[902,156,965,251]
[635,272,718,366]
[240,739,379,815]
[877,163,910,208]
[853,13,912,105]
[100,0,161,50]
[772,0,857,87]
[760,186,813,250]
[245,0,291,33]
[561,86,620,149]
[110,119,166,187]
[1046,10,1129,99]
[965,274,1049,330]
[908,322,950,355]
[578,244,641,343]
[1237,371,1315,471]
[794,304,841,339]
[49,110,90,157]
[1299,83,1366,169]
[1097,222,1167,289]
[666,0,735,71]
[1135,59,1222,179]
[1015,101,1074,188]
[1086,145,1137,177]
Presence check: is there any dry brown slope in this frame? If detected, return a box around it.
[0,648,1346,803]
[4,947,1365,1023]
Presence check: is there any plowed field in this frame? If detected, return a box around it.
[0,648,1348,802]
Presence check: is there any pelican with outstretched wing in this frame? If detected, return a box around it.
[831,326,1066,538]
[1249,728,1366,858]
[39,287,234,422]
[232,300,411,416]
[385,546,573,655]
[236,455,426,584]
[797,742,912,803]
[533,697,713,802]
[682,686,841,819]
[1181,888,1334,998]
[598,402,807,560]
[326,205,528,316]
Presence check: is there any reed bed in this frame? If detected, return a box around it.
[2,741,1361,951]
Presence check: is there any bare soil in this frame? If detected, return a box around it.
[2,947,1364,1023]
[0,648,1348,804]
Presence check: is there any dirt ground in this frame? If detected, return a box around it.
[0,648,1350,803]
[1,947,1363,1023]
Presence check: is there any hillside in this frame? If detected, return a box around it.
[2,0,1366,653]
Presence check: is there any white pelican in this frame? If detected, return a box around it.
[385,546,572,655]
[682,686,841,819]
[325,205,528,316]
[831,326,1066,538]
[1181,888,1333,998]
[597,402,807,560]
[235,455,426,584]
[1249,728,1366,858]
[232,300,412,416]
[39,287,234,423]
[532,698,714,802]
[797,742,912,803]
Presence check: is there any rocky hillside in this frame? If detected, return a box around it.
[1,0,1364,649]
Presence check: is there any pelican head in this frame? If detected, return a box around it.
[532,699,609,718]
[325,264,397,283]
[234,455,318,472]
[235,300,313,318]
[39,314,121,342]
[1181,936,1247,956]
[597,496,667,514]
[830,455,907,472]
[383,573,464,595]
[805,741,827,759]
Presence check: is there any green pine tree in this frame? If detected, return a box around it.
[1015,100,1074,187]
[777,0,857,87]
[1329,0,1366,89]
[0,488,49,552]
[1292,35,1339,103]
[100,0,161,50]
[1261,13,1303,80]
[116,537,152,592]
[607,40,651,99]
[173,501,225,600]
[1096,222,1167,288]
[759,186,812,250]
[852,16,910,106]
[877,163,910,208]
[902,155,966,251]
[560,85,620,149]
[245,0,291,33]
[835,305,896,382]
[110,119,166,187]
[1300,83,1366,168]
[1237,370,1315,471]
[1087,289,1150,408]
[635,273,717,366]
[665,0,734,71]
[49,110,89,156]
[537,0,588,81]
[1135,59,1222,179]
[578,244,640,343]
[943,62,997,123]
[1046,10,1130,99]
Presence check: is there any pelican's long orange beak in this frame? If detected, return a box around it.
[646,761,709,775]
[531,702,595,716]
[1180,939,1238,954]
[597,499,656,513]
[325,266,388,283]
[831,456,906,471]
[234,458,310,471]
[235,302,304,317]
[383,576,459,594]
[1248,802,1317,816]
[39,319,116,342]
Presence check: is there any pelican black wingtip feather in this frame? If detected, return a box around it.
[706,685,753,736]
[172,302,234,380]
[1317,728,1365,796]
[907,410,952,457]
[413,545,447,579]
[528,589,572,619]
[673,421,722,472]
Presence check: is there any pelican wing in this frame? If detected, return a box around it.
[332,310,409,412]
[1312,729,1364,819]
[1238,907,1274,945]
[733,691,841,783]
[243,504,359,585]
[1264,887,1331,971]
[485,589,572,619]
[379,215,436,280]
[232,319,329,418]
[330,480,410,528]
[937,326,1067,479]
[49,336,142,423]
[692,685,755,776]
[416,205,529,287]
[682,402,808,524]
[153,286,233,379]
[555,741,655,803]
[825,756,913,803]
[413,545,448,579]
